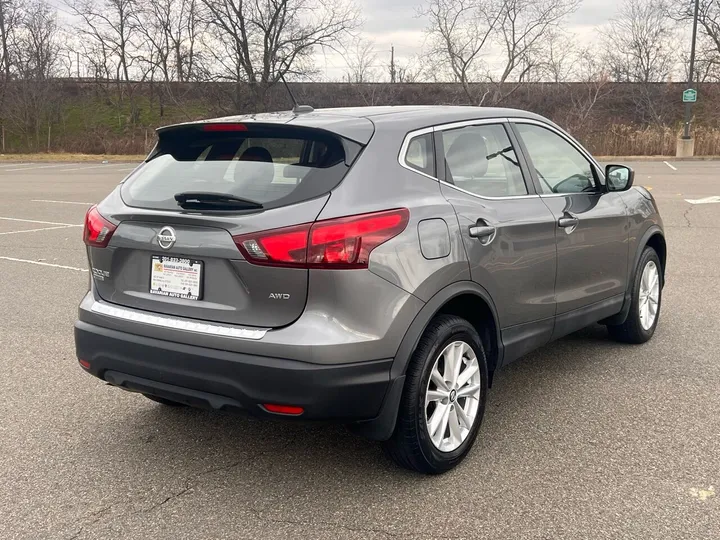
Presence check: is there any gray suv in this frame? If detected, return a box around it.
[75,106,666,474]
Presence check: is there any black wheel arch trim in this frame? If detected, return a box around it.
[355,282,502,442]
[601,225,665,326]
[390,281,503,380]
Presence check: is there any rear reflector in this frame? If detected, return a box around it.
[83,206,117,248]
[203,123,248,132]
[233,208,409,269]
[263,404,304,415]
[78,359,91,369]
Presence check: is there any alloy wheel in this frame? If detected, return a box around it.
[424,340,482,452]
[639,260,660,330]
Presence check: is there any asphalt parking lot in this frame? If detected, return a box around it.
[1,160,719,539]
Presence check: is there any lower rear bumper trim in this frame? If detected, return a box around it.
[75,320,393,421]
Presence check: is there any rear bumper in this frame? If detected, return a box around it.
[75,320,393,422]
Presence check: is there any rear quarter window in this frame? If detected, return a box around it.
[122,126,358,212]
[404,133,435,176]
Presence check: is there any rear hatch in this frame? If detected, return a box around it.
[87,121,366,328]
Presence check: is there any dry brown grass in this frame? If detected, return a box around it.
[585,125,720,157]
[4,125,720,160]
[0,153,145,163]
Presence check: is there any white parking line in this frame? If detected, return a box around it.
[663,161,677,171]
[32,199,94,205]
[3,164,80,172]
[0,163,33,168]
[0,216,82,227]
[0,256,88,272]
[61,164,121,171]
[685,196,720,204]
[0,225,75,236]
[2,166,41,172]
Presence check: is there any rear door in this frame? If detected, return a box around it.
[435,120,558,361]
[511,120,629,317]
[88,122,365,328]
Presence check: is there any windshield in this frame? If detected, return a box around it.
[122,127,354,212]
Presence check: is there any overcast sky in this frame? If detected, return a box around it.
[48,0,630,80]
[319,0,620,78]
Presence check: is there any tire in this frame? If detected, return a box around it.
[383,315,488,474]
[143,394,188,407]
[607,247,662,344]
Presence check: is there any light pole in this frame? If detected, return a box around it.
[682,0,700,139]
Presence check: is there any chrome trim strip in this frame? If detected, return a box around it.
[398,118,539,201]
[439,180,540,200]
[433,117,510,131]
[397,126,437,181]
[539,192,602,198]
[90,301,268,340]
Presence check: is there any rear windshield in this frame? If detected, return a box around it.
[121,125,358,212]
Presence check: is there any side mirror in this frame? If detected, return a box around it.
[605,164,634,192]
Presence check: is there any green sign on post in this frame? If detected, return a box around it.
[683,88,697,103]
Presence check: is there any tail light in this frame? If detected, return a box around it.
[233,208,409,269]
[83,206,117,248]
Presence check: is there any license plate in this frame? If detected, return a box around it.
[150,256,203,300]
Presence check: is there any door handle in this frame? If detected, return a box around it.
[558,216,579,228]
[469,223,496,245]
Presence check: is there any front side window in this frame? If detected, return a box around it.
[515,123,598,195]
[440,124,527,197]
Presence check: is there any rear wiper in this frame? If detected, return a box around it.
[174,192,264,210]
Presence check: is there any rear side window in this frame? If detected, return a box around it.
[404,133,435,176]
[122,125,359,211]
[441,124,527,197]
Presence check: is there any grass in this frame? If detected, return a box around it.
[585,125,720,157]
[0,153,146,162]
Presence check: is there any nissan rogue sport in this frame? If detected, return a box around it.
[75,106,666,474]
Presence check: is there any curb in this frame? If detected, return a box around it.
[596,156,720,162]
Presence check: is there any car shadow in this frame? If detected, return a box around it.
[84,323,628,493]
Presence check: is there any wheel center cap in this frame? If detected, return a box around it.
[449,389,457,403]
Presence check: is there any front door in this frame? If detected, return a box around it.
[511,122,629,323]
[436,121,558,362]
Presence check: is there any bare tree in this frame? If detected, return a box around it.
[530,30,577,83]
[343,37,377,83]
[566,47,612,132]
[684,46,720,82]
[199,0,361,111]
[136,0,201,83]
[670,0,720,66]
[602,0,678,125]
[491,0,580,100]
[132,0,202,117]
[10,0,59,79]
[421,0,578,104]
[0,0,19,78]
[4,0,61,149]
[668,0,720,82]
[67,0,142,83]
[395,56,423,83]
[66,0,149,128]
[603,0,677,83]
[420,0,503,103]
